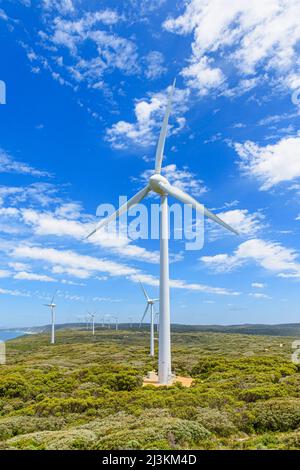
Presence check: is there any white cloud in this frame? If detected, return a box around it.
[201,238,300,279]
[181,56,225,95]
[14,271,55,282]
[0,149,51,177]
[164,0,300,93]
[251,282,266,289]
[42,0,74,14]
[0,287,30,297]
[128,273,239,296]
[249,292,271,299]
[37,9,137,89]
[234,135,300,190]
[211,209,264,237]
[8,244,238,296]
[12,245,138,279]
[20,207,161,264]
[0,183,61,208]
[106,86,189,149]
[144,51,167,80]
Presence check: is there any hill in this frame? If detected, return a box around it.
[2,322,300,337]
[0,328,300,450]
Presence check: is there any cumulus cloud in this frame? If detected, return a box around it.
[201,238,300,279]
[209,209,264,238]
[181,56,225,95]
[164,0,300,94]
[234,135,300,190]
[106,85,189,149]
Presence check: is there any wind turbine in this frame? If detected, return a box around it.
[112,315,118,331]
[86,80,238,384]
[43,293,56,345]
[129,316,133,329]
[88,311,96,335]
[139,282,159,357]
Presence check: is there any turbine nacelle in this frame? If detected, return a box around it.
[149,174,169,195]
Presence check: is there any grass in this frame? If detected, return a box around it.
[0,327,299,450]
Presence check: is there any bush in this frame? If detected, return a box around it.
[251,399,300,432]
[168,421,210,446]
[0,416,66,440]
[195,408,237,437]
[0,374,30,399]
[239,385,287,402]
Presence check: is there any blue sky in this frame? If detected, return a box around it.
[0,0,300,327]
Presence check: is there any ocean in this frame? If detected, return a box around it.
[0,331,26,342]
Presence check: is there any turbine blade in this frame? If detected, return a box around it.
[51,290,57,304]
[86,185,150,239]
[154,79,176,175]
[157,181,239,235]
[139,280,150,301]
[139,304,149,327]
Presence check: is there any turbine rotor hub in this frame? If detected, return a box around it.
[149,174,169,195]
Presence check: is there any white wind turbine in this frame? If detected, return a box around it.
[43,292,56,345]
[86,80,238,384]
[88,311,96,335]
[112,315,118,331]
[139,281,159,357]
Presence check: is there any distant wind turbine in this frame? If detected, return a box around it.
[86,80,238,384]
[112,315,118,331]
[87,311,96,335]
[43,292,56,345]
[129,316,133,329]
[139,282,159,357]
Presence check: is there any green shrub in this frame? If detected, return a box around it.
[251,399,300,432]
[168,420,210,446]
[195,408,237,436]
[239,385,287,402]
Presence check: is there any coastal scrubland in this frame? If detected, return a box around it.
[0,328,299,450]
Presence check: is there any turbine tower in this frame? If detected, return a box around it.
[139,281,159,357]
[88,311,96,335]
[86,80,238,384]
[112,315,118,331]
[43,293,56,345]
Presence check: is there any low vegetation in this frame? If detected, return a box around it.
[0,328,299,449]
